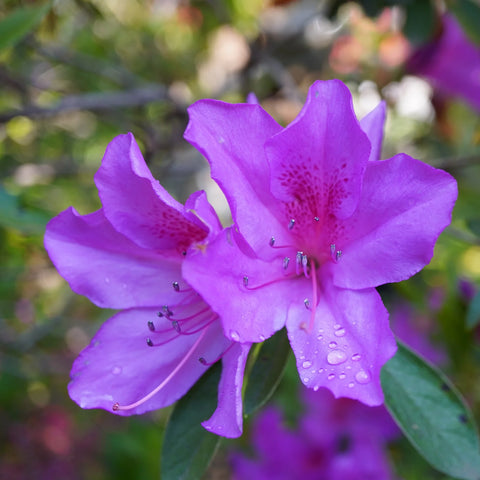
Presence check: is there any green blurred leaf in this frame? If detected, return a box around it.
[381,341,480,480]
[160,363,222,480]
[0,187,48,234]
[0,2,51,52]
[466,291,480,329]
[244,328,290,416]
[403,0,437,46]
[448,0,480,44]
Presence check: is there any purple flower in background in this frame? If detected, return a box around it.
[44,133,250,438]
[183,79,457,406]
[408,13,480,112]
[231,388,398,480]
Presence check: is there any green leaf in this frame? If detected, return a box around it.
[466,290,480,329]
[403,0,437,46]
[381,341,480,480]
[447,0,480,44]
[0,2,51,52]
[244,328,290,416]
[160,363,222,480]
[0,187,48,234]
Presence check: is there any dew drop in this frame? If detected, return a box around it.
[230,330,240,341]
[313,385,319,391]
[327,373,335,380]
[318,368,324,373]
[339,373,346,380]
[355,370,371,384]
[259,335,265,341]
[334,324,341,330]
[351,353,361,361]
[112,366,122,375]
[327,349,347,365]
[303,377,310,383]
[302,361,312,369]
[348,382,355,388]
[334,328,346,337]
[328,341,337,349]
[317,334,323,340]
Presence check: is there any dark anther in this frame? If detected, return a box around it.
[172,320,181,333]
[182,250,187,256]
[283,257,290,270]
[157,311,164,317]
[162,305,173,317]
[199,357,207,365]
[288,219,296,230]
[243,276,249,287]
[304,298,310,309]
[146,338,154,347]
[147,321,155,332]
[172,281,180,292]
[314,216,319,222]
[112,402,120,411]
[269,236,275,247]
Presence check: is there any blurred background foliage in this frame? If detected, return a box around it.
[1,0,480,478]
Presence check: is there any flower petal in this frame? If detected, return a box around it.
[95,133,207,253]
[202,342,251,438]
[286,279,396,406]
[359,100,386,162]
[184,100,287,257]
[266,80,370,227]
[44,207,183,309]
[68,308,229,415]
[183,227,292,343]
[333,154,457,289]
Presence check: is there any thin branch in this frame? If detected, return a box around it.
[0,84,169,122]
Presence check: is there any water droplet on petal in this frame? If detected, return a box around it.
[302,361,312,369]
[313,385,319,391]
[348,382,355,388]
[334,328,346,337]
[318,368,324,373]
[303,377,310,383]
[112,366,122,375]
[328,341,337,348]
[339,373,346,380]
[334,324,341,330]
[327,373,335,380]
[351,353,361,361]
[327,350,347,365]
[355,370,371,384]
[317,334,323,340]
[259,335,265,341]
[230,330,240,341]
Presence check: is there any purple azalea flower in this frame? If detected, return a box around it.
[44,133,251,438]
[182,79,457,406]
[231,388,397,480]
[408,13,480,112]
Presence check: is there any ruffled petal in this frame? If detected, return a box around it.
[266,80,370,230]
[333,154,457,289]
[68,308,229,415]
[359,101,386,162]
[44,207,183,309]
[286,278,396,406]
[95,133,207,253]
[183,227,294,343]
[202,342,251,438]
[185,100,287,258]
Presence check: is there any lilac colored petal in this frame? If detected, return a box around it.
[184,100,288,257]
[266,80,370,228]
[359,101,386,162]
[246,92,259,104]
[184,190,222,242]
[286,278,396,406]
[202,342,251,438]
[408,13,480,112]
[333,154,457,290]
[44,207,183,309]
[69,308,229,415]
[183,228,293,343]
[95,133,207,253]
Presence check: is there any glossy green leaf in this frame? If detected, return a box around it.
[381,341,480,480]
[0,2,51,52]
[244,328,290,416]
[466,291,480,329]
[160,363,222,480]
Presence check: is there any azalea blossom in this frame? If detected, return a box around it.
[183,79,457,405]
[408,13,480,112]
[231,388,398,480]
[44,133,250,438]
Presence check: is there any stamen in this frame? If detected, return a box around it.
[147,321,155,332]
[300,259,318,333]
[314,216,319,222]
[269,236,275,247]
[283,257,290,270]
[172,281,180,292]
[172,320,181,333]
[302,254,310,278]
[288,219,296,230]
[197,342,235,366]
[336,250,342,261]
[243,276,249,287]
[244,273,296,291]
[146,338,154,346]
[296,251,303,275]
[304,298,310,309]
[113,330,207,412]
